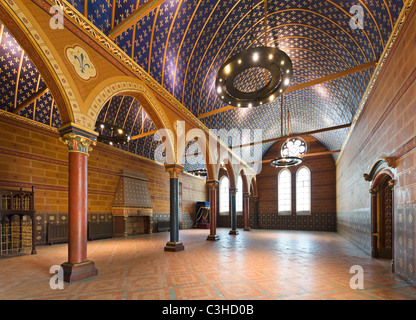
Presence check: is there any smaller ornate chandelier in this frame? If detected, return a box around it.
[95,121,131,146]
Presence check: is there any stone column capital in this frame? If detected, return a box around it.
[206,179,219,190]
[243,192,251,198]
[58,123,98,155]
[165,164,184,178]
[229,187,237,196]
[60,133,96,155]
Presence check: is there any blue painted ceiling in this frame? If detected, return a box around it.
[0,0,405,172]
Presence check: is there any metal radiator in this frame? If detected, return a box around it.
[47,222,113,244]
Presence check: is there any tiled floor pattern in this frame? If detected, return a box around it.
[1,228,416,300]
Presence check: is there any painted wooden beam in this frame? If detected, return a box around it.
[233,123,352,149]
[197,105,235,120]
[284,60,378,94]
[197,60,378,120]
[251,150,341,164]
[13,85,49,114]
[131,129,158,140]
[108,0,165,40]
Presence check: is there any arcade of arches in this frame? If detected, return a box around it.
[0,0,416,301]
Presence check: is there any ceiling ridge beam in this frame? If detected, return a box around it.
[108,0,165,40]
[197,60,378,120]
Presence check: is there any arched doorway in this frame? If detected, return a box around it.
[365,159,396,272]
[372,174,394,261]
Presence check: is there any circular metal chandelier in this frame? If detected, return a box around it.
[95,121,131,146]
[270,156,303,168]
[216,47,293,108]
[215,0,293,108]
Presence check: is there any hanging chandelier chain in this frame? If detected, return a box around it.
[264,0,268,47]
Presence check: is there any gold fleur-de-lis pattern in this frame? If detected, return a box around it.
[0,0,405,163]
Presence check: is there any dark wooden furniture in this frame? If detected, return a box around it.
[0,187,37,255]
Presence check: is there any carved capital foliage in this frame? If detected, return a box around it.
[206,180,219,190]
[165,164,183,178]
[60,133,96,154]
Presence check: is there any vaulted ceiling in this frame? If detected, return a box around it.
[0,0,406,169]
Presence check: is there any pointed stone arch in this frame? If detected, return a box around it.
[84,77,177,163]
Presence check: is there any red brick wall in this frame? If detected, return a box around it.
[255,136,336,231]
[336,4,416,286]
[0,113,207,243]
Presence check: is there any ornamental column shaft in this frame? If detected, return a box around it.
[207,180,219,241]
[243,192,250,231]
[59,126,98,283]
[164,164,184,252]
[229,187,238,235]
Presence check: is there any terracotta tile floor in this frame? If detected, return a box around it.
[1,228,416,300]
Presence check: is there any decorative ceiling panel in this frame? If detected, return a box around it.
[0,0,406,167]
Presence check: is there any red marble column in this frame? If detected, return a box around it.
[59,131,98,283]
[207,180,219,241]
[68,151,88,263]
[243,192,250,231]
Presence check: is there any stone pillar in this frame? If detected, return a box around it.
[206,180,220,241]
[243,192,250,231]
[229,187,238,235]
[164,164,184,252]
[59,127,98,283]
[253,196,259,228]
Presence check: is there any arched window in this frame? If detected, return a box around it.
[236,175,243,214]
[219,176,229,215]
[278,169,291,215]
[296,167,311,215]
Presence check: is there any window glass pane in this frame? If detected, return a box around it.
[278,169,291,215]
[219,176,229,215]
[296,167,311,215]
[236,175,243,214]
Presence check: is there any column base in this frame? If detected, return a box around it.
[229,230,239,235]
[244,227,250,231]
[206,234,220,241]
[61,260,98,283]
[164,241,185,252]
